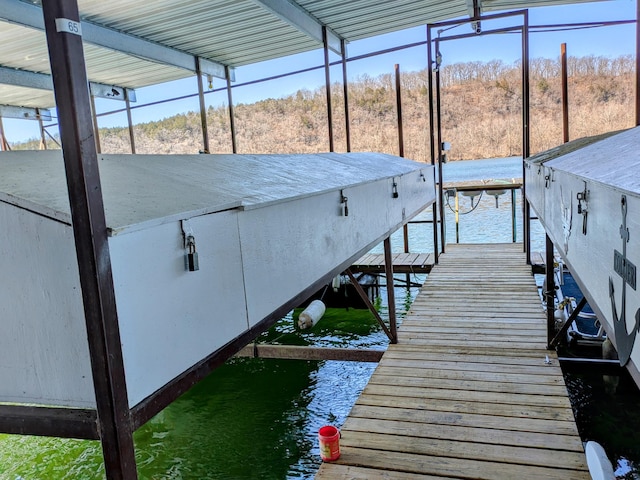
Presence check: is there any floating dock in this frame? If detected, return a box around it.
[316,243,589,480]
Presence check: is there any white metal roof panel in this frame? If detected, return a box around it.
[0,0,614,110]
[298,0,469,40]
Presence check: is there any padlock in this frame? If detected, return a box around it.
[186,237,199,271]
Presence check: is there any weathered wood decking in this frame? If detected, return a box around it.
[316,243,589,480]
[351,249,546,275]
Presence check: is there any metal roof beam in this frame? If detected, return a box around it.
[0,0,231,79]
[251,0,342,54]
[0,66,137,102]
[0,104,51,121]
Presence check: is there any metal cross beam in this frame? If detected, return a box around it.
[0,0,230,79]
[251,0,342,54]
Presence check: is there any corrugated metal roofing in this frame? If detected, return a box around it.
[0,0,611,111]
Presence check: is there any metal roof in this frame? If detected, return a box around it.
[0,0,608,112]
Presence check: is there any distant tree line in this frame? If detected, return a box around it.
[13,55,636,162]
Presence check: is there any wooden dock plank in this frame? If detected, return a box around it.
[315,243,588,480]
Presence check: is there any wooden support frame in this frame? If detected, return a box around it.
[235,344,383,362]
[41,1,137,477]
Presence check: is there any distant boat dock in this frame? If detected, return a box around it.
[316,243,589,479]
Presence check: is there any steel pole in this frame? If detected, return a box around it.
[41,1,137,477]
[561,43,569,143]
[125,90,136,154]
[545,234,556,350]
[196,57,210,153]
[427,26,439,263]
[522,14,531,263]
[323,26,334,152]
[384,237,398,344]
[341,39,351,152]
[226,66,238,153]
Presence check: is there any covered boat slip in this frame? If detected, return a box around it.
[525,126,640,384]
[316,243,588,480]
[0,150,434,411]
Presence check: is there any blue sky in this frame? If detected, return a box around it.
[3,0,637,143]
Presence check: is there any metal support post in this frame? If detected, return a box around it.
[383,237,398,344]
[435,37,446,254]
[226,66,237,153]
[637,0,640,126]
[323,26,334,152]
[561,43,569,143]
[426,26,439,263]
[550,297,588,349]
[196,57,210,153]
[125,90,136,154]
[341,39,351,152]
[511,188,517,243]
[0,116,7,151]
[455,192,460,243]
[545,234,556,350]
[522,14,531,262]
[41,1,137,478]
[89,93,101,153]
[36,108,47,150]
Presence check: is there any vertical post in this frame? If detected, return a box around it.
[226,66,238,154]
[427,26,439,263]
[435,38,446,254]
[395,64,405,158]
[41,2,137,478]
[37,109,47,150]
[0,116,9,151]
[383,237,398,344]
[545,234,556,349]
[511,188,517,243]
[323,26,334,152]
[125,90,136,154]
[89,93,101,153]
[196,57,210,153]
[395,63,410,279]
[636,0,640,126]
[341,39,351,152]
[561,43,569,143]
[455,192,460,244]
[521,15,531,263]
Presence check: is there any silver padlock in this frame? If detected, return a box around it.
[185,236,199,271]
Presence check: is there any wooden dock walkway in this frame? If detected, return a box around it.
[351,249,546,275]
[316,243,589,480]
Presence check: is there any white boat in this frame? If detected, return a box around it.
[526,127,640,384]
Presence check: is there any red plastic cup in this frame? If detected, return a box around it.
[318,425,340,461]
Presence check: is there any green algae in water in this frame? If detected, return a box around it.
[0,357,321,480]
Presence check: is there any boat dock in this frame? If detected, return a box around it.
[351,249,546,275]
[315,243,589,480]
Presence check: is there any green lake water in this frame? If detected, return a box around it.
[2,157,639,479]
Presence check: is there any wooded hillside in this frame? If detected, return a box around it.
[19,55,636,162]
